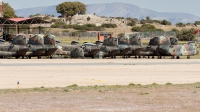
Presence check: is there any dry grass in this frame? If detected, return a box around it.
[50,28,78,33]
[56,36,97,44]
[0,83,199,94]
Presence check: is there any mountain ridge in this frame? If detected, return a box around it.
[15,2,200,24]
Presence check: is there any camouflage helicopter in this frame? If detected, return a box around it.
[1,34,58,59]
[138,36,161,58]
[81,42,100,58]
[41,34,58,58]
[26,34,46,59]
[157,36,199,59]
[95,36,144,59]
[0,35,29,59]
[117,35,144,58]
[55,40,100,59]
[116,35,131,58]
[99,37,119,58]
[26,34,58,59]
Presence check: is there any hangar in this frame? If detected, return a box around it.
[0,17,51,41]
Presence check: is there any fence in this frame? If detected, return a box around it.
[51,31,98,38]
[131,31,177,40]
[5,28,200,41]
[50,31,177,39]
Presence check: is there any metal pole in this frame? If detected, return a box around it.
[18,25,20,34]
[16,24,18,35]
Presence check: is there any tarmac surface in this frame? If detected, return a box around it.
[1,61,200,66]
[0,59,200,89]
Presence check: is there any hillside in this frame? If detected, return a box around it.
[68,14,128,28]
[15,2,200,24]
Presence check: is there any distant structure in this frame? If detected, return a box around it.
[0,0,2,17]
[98,32,113,41]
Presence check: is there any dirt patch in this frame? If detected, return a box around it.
[0,84,200,112]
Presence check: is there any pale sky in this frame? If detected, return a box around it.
[3,0,200,17]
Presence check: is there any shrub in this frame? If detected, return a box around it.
[127,20,136,26]
[67,84,78,88]
[176,22,186,27]
[128,83,135,86]
[51,21,67,28]
[115,17,124,19]
[73,24,104,31]
[87,16,90,21]
[131,24,163,32]
[117,33,125,37]
[151,83,157,86]
[85,24,96,27]
[165,82,173,86]
[194,21,200,25]
[52,19,58,23]
[131,26,141,32]
[153,20,161,24]
[101,23,117,28]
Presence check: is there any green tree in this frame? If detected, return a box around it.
[56,2,86,18]
[2,2,16,18]
[161,20,171,25]
[176,28,195,41]
[146,16,150,20]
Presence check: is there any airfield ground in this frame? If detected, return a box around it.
[0,59,200,111]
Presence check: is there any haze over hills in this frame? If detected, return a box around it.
[15,2,200,24]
